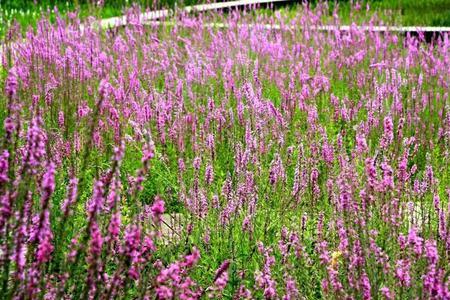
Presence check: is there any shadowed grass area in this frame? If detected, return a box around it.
[342,0,450,26]
[373,0,450,26]
[259,0,450,26]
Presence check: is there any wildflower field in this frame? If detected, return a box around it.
[1,2,450,299]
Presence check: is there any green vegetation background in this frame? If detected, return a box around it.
[2,0,450,27]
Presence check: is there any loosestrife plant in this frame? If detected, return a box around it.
[1,3,450,299]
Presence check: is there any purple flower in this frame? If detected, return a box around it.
[407,226,423,255]
[36,210,53,264]
[380,116,393,148]
[26,115,48,170]
[36,232,53,264]
[87,181,104,217]
[61,177,78,216]
[283,276,299,300]
[58,111,65,128]
[41,162,56,202]
[269,154,285,185]
[142,139,155,163]
[205,164,214,185]
[395,259,411,287]
[5,67,18,98]
[380,287,394,300]
[193,156,201,170]
[151,197,165,222]
[108,212,121,239]
[89,222,103,256]
[183,247,200,268]
[381,161,394,191]
[214,260,230,283]
[212,261,230,293]
[0,150,10,184]
[424,240,439,265]
[156,285,173,299]
[361,272,371,300]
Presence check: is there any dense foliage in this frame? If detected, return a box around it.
[1,3,450,299]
